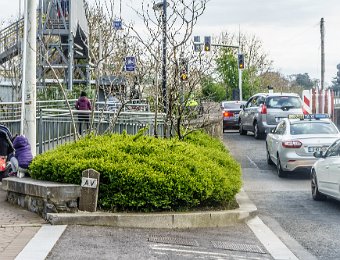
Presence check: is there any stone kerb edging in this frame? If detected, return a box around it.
[47,189,257,228]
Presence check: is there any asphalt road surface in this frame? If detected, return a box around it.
[223,130,340,260]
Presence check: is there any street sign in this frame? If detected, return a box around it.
[113,19,123,30]
[125,56,136,72]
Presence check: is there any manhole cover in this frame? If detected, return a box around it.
[211,241,266,254]
[148,236,199,247]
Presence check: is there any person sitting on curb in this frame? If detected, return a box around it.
[9,135,33,177]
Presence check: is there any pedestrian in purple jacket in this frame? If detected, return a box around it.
[10,135,33,177]
[75,91,92,134]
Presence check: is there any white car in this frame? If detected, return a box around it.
[311,138,340,201]
[266,114,340,177]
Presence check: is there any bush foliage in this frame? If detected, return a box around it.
[29,131,242,212]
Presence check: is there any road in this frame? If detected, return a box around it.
[46,130,340,260]
[223,130,340,260]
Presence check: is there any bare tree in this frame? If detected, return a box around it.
[129,0,216,139]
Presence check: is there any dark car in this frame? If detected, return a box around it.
[221,100,245,131]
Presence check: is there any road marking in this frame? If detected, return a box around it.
[15,225,67,260]
[150,244,266,260]
[247,156,259,169]
[247,216,299,260]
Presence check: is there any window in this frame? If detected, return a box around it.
[275,121,286,135]
[290,122,338,135]
[266,96,302,109]
[325,140,340,157]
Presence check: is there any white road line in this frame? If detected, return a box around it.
[247,216,299,260]
[247,156,259,169]
[150,244,265,260]
[15,225,67,260]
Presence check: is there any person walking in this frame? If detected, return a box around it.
[9,135,33,178]
[75,91,92,134]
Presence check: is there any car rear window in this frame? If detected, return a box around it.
[266,96,302,109]
[290,122,339,135]
[222,103,242,109]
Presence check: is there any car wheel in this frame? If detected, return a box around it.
[254,122,262,139]
[276,156,287,178]
[266,146,274,165]
[311,170,326,201]
[239,120,247,135]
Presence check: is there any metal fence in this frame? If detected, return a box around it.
[0,100,165,154]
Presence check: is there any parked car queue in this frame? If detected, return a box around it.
[223,92,340,204]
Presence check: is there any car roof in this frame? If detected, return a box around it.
[252,93,300,98]
[221,100,245,103]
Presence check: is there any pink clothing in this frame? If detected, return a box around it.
[75,96,92,111]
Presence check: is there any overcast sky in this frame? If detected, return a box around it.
[1,0,339,86]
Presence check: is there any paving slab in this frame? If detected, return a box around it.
[0,181,46,260]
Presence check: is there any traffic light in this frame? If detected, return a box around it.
[238,54,245,69]
[180,70,188,81]
[193,36,201,52]
[204,36,211,51]
[179,58,188,81]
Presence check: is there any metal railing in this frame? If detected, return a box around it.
[0,18,24,63]
[0,101,165,154]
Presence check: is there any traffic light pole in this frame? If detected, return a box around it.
[211,44,243,101]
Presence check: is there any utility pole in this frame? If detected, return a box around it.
[320,17,325,90]
[238,29,243,101]
[23,0,37,156]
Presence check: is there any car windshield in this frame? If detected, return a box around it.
[266,96,302,108]
[222,103,242,109]
[290,122,339,135]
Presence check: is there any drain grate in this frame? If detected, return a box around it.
[211,241,266,254]
[148,236,199,247]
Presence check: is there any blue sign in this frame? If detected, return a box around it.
[125,56,136,72]
[113,19,122,30]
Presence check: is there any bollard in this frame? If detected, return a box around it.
[79,169,100,212]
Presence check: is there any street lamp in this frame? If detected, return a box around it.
[153,0,169,115]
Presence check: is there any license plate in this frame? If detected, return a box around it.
[308,146,328,153]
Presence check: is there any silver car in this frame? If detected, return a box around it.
[239,93,303,139]
[311,138,340,200]
[266,114,340,177]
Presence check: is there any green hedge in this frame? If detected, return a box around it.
[29,131,242,212]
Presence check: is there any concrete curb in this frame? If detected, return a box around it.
[47,189,257,228]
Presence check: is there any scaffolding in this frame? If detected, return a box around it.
[0,0,90,93]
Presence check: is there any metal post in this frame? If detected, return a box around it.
[161,0,167,114]
[238,68,243,101]
[68,0,74,91]
[24,0,37,156]
[320,18,325,91]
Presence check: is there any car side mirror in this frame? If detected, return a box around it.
[240,104,244,109]
[313,151,324,158]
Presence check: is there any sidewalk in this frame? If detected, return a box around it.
[0,182,46,260]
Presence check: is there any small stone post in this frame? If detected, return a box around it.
[79,169,100,212]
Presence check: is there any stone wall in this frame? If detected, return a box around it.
[2,177,81,219]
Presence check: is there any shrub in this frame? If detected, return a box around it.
[29,131,242,212]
